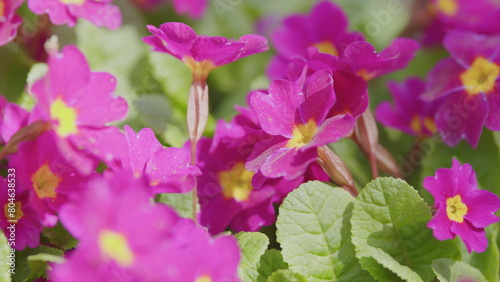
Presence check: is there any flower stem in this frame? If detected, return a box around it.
[186,81,209,224]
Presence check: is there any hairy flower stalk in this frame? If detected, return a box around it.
[187,81,208,221]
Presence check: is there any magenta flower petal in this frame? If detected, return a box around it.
[249,70,354,179]
[28,0,121,29]
[427,209,454,241]
[342,38,419,80]
[68,1,122,30]
[451,220,488,253]
[124,125,163,175]
[145,147,199,193]
[190,37,244,66]
[271,1,362,58]
[463,189,500,228]
[0,14,22,46]
[444,31,500,67]
[250,81,301,137]
[171,0,207,19]
[0,180,42,250]
[272,14,314,59]
[307,114,354,149]
[74,73,128,125]
[229,198,276,232]
[329,71,368,119]
[252,140,317,180]
[144,22,268,77]
[145,22,197,60]
[376,101,413,134]
[424,58,466,101]
[375,77,442,137]
[310,1,349,41]
[484,90,500,131]
[423,159,477,206]
[124,126,200,193]
[435,92,488,147]
[424,159,500,253]
[1,102,29,144]
[300,69,336,124]
[10,132,93,227]
[237,34,270,57]
[41,45,91,100]
[74,127,128,170]
[29,45,128,174]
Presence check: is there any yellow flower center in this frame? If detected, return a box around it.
[98,230,135,267]
[218,162,254,202]
[60,0,85,5]
[4,202,24,221]
[50,97,78,137]
[356,69,373,81]
[446,195,468,223]
[460,57,500,95]
[410,116,437,135]
[311,41,339,56]
[31,163,61,199]
[195,275,213,282]
[183,57,215,83]
[287,119,317,148]
[436,0,458,16]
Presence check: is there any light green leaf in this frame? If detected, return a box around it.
[156,192,197,219]
[267,270,307,282]
[13,245,64,282]
[0,231,12,282]
[351,177,461,282]
[27,253,65,279]
[148,52,191,109]
[432,259,487,282]
[133,94,172,133]
[256,249,288,282]
[276,181,372,282]
[236,232,269,282]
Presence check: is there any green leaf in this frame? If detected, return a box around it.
[156,192,197,219]
[0,231,12,282]
[432,259,487,282]
[27,253,65,279]
[350,177,461,282]
[276,181,373,281]
[461,224,499,282]
[494,131,500,161]
[133,94,172,133]
[267,270,307,282]
[42,222,78,251]
[235,232,269,282]
[13,245,64,282]
[256,249,288,282]
[148,52,191,109]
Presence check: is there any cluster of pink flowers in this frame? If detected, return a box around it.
[377,0,500,147]
[0,0,209,47]
[0,44,238,280]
